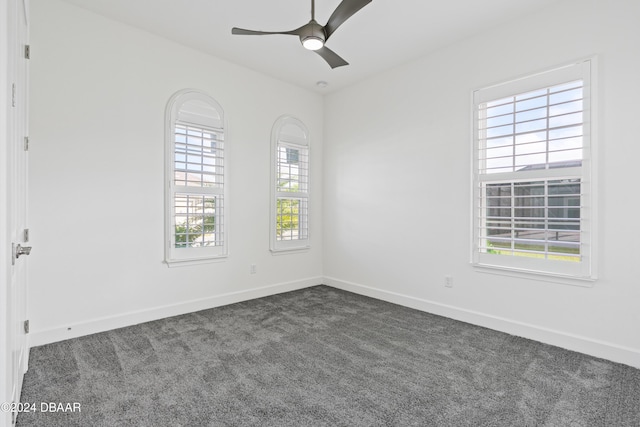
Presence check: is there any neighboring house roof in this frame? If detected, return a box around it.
[518,160,582,171]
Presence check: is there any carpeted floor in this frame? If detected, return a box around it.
[16,285,640,426]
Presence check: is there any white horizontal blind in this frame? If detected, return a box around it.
[173,194,222,248]
[473,60,593,278]
[174,122,224,189]
[479,179,581,260]
[478,80,584,175]
[275,197,308,241]
[277,144,309,193]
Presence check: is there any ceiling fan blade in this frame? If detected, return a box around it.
[231,27,301,36]
[324,0,372,40]
[314,46,349,69]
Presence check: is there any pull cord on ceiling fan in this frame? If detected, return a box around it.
[231,0,372,69]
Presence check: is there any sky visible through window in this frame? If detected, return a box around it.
[480,80,583,174]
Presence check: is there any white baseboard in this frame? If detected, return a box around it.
[324,276,640,369]
[29,276,322,348]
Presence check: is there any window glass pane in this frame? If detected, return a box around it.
[276,198,308,241]
[548,125,582,140]
[515,95,547,112]
[515,131,546,145]
[485,157,513,172]
[485,136,513,149]
[549,100,582,117]
[486,96,513,107]
[515,107,547,123]
[486,124,514,138]
[549,113,582,129]
[277,144,308,193]
[480,180,581,261]
[486,114,513,128]
[515,141,546,156]
[174,123,224,189]
[486,102,514,117]
[548,136,582,152]
[174,194,222,248]
[515,153,546,168]
[548,150,582,164]
[549,80,582,93]
[485,145,513,159]
[479,79,584,176]
[515,118,547,134]
[549,87,582,104]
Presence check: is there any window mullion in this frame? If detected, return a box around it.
[511,97,516,173]
[544,180,549,259]
[510,182,515,253]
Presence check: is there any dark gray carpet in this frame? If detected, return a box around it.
[17,285,640,426]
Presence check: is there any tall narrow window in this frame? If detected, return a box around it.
[271,116,310,252]
[472,59,595,280]
[165,90,227,265]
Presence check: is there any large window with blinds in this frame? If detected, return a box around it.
[472,59,595,280]
[271,116,310,252]
[165,90,227,265]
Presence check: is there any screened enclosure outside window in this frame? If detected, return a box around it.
[472,60,595,280]
[271,116,310,252]
[165,90,227,265]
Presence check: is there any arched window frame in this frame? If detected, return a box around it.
[270,116,311,252]
[165,89,228,266]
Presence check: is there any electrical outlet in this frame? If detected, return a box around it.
[250,264,257,274]
[444,276,453,288]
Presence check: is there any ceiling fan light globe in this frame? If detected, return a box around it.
[302,37,324,51]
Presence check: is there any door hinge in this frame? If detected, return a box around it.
[24,229,29,242]
[24,136,29,151]
[11,409,16,425]
[11,83,16,107]
[24,320,30,334]
[25,44,30,59]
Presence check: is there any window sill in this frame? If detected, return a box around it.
[164,256,227,268]
[270,246,311,255]
[472,263,596,288]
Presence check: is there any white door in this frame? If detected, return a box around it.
[2,0,30,425]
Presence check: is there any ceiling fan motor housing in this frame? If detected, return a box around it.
[300,20,326,50]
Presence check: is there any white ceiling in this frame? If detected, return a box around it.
[58,0,564,93]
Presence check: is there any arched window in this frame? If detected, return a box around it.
[165,89,227,265]
[271,116,310,252]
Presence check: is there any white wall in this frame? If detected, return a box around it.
[28,0,324,344]
[323,0,640,368]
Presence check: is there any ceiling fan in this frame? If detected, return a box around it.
[231,0,372,69]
